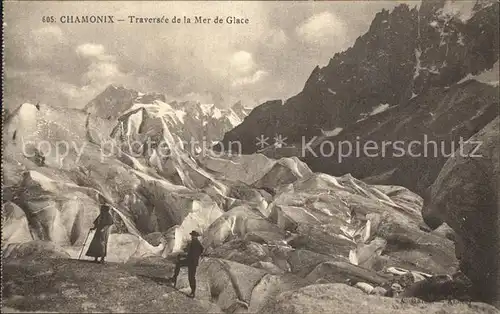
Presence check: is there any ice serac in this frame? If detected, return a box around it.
[202,205,285,248]
[265,171,456,276]
[422,117,500,308]
[197,153,277,185]
[218,1,499,194]
[2,202,33,244]
[2,97,482,308]
[110,100,231,198]
[2,102,227,260]
[138,177,224,252]
[11,170,100,245]
[253,157,313,191]
[184,152,456,290]
[3,102,115,172]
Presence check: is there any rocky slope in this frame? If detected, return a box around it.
[5,250,499,314]
[422,117,500,307]
[304,78,499,194]
[217,0,499,194]
[3,252,221,313]
[84,84,250,145]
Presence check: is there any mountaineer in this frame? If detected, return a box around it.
[168,230,204,298]
[85,194,114,263]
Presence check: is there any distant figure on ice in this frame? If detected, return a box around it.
[86,195,114,263]
[168,230,204,298]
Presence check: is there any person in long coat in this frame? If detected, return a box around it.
[86,195,114,263]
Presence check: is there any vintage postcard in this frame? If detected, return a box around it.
[2,0,499,313]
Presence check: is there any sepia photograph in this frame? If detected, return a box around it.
[2,0,499,313]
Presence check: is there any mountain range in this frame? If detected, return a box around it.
[217,0,499,194]
[84,84,251,146]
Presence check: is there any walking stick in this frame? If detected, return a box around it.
[78,229,92,260]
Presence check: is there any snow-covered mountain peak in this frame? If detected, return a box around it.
[16,103,39,119]
[200,103,215,115]
[85,86,250,146]
[438,0,476,22]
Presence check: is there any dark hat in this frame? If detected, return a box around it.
[190,230,200,237]
[97,193,107,203]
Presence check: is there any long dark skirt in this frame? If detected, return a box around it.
[85,226,111,258]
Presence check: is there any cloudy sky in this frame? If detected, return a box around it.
[4,1,419,110]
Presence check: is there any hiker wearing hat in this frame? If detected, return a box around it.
[85,194,114,263]
[168,230,204,298]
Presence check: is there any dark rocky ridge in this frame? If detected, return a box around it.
[305,80,499,194]
[217,0,499,194]
[422,117,500,307]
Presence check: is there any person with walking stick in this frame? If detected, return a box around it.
[85,194,114,263]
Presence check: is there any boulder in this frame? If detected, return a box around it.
[248,273,308,313]
[285,249,341,277]
[206,239,272,266]
[288,224,355,258]
[262,283,500,314]
[305,261,390,286]
[422,117,500,307]
[401,274,474,303]
[376,220,458,274]
[251,261,286,275]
